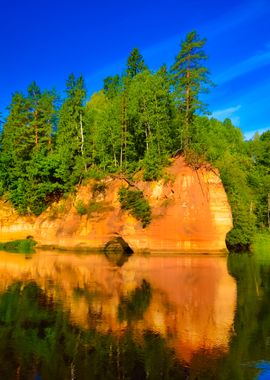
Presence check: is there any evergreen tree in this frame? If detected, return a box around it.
[28,81,42,146]
[26,86,60,215]
[171,31,213,151]
[0,85,59,214]
[126,48,147,79]
[0,92,33,192]
[27,82,58,150]
[103,74,121,98]
[55,73,87,188]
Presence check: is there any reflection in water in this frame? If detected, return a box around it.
[105,251,131,267]
[255,362,270,380]
[118,279,152,322]
[0,252,236,362]
[226,254,270,380]
[0,250,269,379]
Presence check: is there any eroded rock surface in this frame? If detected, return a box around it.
[0,156,232,253]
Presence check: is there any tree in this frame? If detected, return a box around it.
[27,81,42,146]
[86,91,122,171]
[0,85,60,214]
[27,82,58,150]
[171,31,213,151]
[55,73,87,188]
[127,70,174,178]
[247,131,270,229]
[0,92,33,193]
[126,48,147,79]
[103,74,121,98]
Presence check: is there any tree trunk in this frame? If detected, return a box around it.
[267,193,270,230]
[79,112,87,171]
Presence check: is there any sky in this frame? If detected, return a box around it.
[0,0,270,139]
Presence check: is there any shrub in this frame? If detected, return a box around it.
[87,200,104,215]
[118,187,151,228]
[85,167,106,180]
[142,152,168,181]
[76,199,113,217]
[75,200,87,215]
[0,238,37,253]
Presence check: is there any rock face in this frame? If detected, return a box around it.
[0,156,232,253]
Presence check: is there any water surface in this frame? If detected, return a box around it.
[0,250,269,379]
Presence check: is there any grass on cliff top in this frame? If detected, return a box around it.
[0,238,37,254]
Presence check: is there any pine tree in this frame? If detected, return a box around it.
[103,74,121,98]
[27,87,60,215]
[171,31,213,151]
[0,85,60,214]
[55,73,87,188]
[126,48,147,79]
[28,81,42,146]
[1,92,33,187]
[27,82,58,151]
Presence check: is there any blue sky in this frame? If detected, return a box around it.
[0,0,270,138]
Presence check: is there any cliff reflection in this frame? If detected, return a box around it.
[0,251,236,363]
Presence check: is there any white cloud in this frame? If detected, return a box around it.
[212,105,241,118]
[211,105,242,126]
[214,48,270,84]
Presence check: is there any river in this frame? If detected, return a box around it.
[0,249,269,379]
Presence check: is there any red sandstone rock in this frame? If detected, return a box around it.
[0,156,232,253]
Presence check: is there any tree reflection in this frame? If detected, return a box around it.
[118,279,151,322]
[0,253,269,379]
[0,281,185,380]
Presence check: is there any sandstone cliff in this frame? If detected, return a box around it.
[0,156,232,253]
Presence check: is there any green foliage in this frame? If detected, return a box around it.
[75,199,112,217]
[143,149,168,181]
[0,238,37,253]
[75,200,88,215]
[251,232,270,255]
[171,31,213,150]
[84,166,107,181]
[118,187,151,227]
[55,73,87,189]
[226,193,256,251]
[126,47,147,79]
[191,116,258,250]
[0,84,60,215]
[103,74,121,98]
[87,200,107,215]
